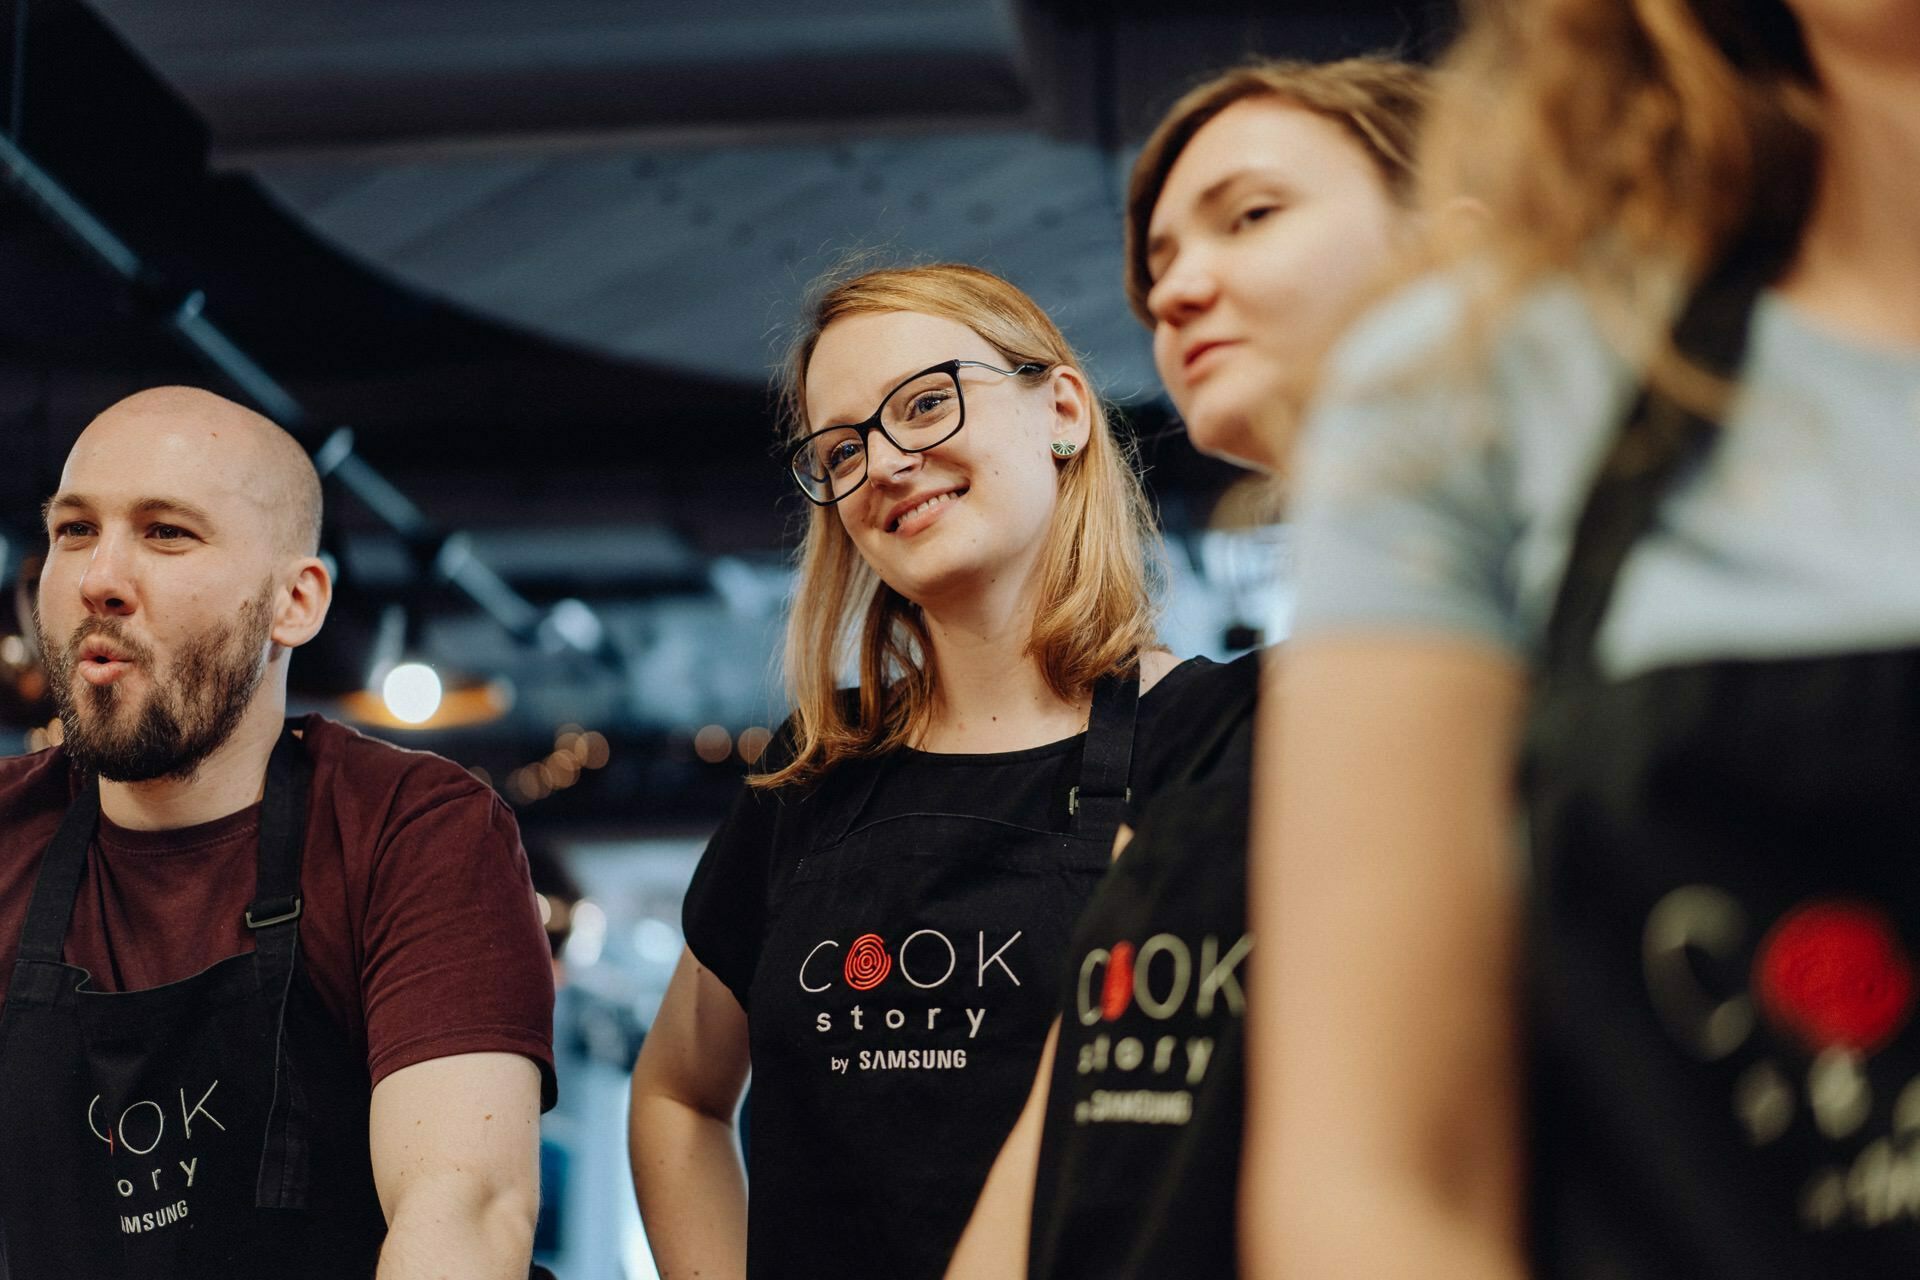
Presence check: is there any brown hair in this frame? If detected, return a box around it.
[1124,56,1433,325]
[1417,0,1818,401]
[758,263,1161,790]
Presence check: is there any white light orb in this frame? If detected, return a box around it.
[382,662,443,725]
[568,900,607,968]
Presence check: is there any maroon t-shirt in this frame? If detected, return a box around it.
[0,714,556,1105]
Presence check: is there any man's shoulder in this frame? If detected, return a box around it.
[299,715,501,828]
[0,750,74,886]
[0,745,73,815]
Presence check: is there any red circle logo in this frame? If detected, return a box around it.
[843,933,892,991]
[1755,900,1913,1053]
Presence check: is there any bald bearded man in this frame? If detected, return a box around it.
[0,388,555,1279]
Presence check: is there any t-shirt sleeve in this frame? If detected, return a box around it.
[681,780,782,1011]
[359,788,558,1108]
[682,718,808,1011]
[1126,651,1263,822]
[1287,276,1529,654]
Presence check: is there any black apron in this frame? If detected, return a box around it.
[743,671,1141,1279]
[0,727,387,1279]
[1524,274,1920,1277]
[1027,755,1254,1280]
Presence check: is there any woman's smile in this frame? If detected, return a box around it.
[885,487,968,535]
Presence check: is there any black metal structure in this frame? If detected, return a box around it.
[0,0,1451,826]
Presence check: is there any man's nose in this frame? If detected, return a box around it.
[78,536,137,618]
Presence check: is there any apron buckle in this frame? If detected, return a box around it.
[1067,785,1130,816]
[245,896,304,929]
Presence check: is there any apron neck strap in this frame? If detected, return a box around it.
[248,725,312,933]
[16,724,313,965]
[1539,265,1770,677]
[16,772,102,963]
[811,664,1146,850]
[241,726,317,1212]
[1067,665,1141,839]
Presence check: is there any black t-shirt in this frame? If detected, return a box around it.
[675,657,1255,1278]
[1027,649,1261,1280]
[683,656,1252,1011]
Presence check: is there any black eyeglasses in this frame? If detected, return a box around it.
[789,358,1048,505]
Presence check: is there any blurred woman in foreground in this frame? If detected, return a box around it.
[1252,2,1920,1276]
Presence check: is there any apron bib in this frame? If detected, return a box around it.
[1524,272,1920,1277]
[1028,762,1254,1280]
[0,727,386,1279]
[743,671,1141,1279]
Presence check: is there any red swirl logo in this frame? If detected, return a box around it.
[1102,941,1135,1021]
[843,933,892,991]
[1756,899,1913,1054]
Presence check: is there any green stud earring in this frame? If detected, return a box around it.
[1051,440,1079,459]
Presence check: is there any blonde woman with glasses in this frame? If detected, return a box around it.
[628,263,1250,1279]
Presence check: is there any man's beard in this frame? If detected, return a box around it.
[36,586,276,783]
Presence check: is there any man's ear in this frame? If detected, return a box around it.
[272,557,333,650]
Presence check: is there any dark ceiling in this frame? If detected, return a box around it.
[0,0,1451,826]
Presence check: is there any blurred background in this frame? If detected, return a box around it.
[0,1,1449,1273]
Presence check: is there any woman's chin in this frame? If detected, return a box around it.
[879,557,1034,621]
[1182,409,1277,473]
[872,562,967,613]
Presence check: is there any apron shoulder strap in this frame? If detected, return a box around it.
[15,766,101,965]
[247,725,312,934]
[1069,665,1141,840]
[806,750,888,855]
[1540,265,1771,676]
[765,749,887,921]
[799,662,1146,860]
[18,726,313,970]
[248,723,317,1212]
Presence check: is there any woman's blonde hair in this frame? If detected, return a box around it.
[1418,0,1819,402]
[1125,56,1433,326]
[757,263,1160,789]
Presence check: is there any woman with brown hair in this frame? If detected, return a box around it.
[626,263,1246,1279]
[945,57,1430,1280]
[1253,1,1920,1276]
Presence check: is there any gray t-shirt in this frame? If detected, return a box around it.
[1288,277,1920,677]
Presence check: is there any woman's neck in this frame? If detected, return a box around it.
[915,584,1087,754]
[1778,35,1920,348]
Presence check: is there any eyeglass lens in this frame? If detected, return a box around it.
[795,368,964,502]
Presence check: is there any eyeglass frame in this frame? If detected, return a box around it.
[788,358,1051,506]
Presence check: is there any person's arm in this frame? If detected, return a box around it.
[945,1018,1061,1279]
[370,1052,543,1280]
[1241,635,1527,1278]
[629,947,753,1279]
